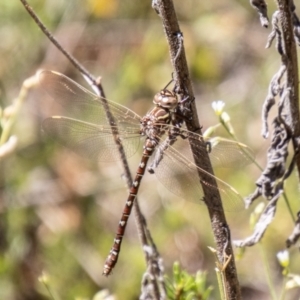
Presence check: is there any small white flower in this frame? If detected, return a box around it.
[277,250,290,268]
[212,100,225,116]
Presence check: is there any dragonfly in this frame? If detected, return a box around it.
[39,70,252,276]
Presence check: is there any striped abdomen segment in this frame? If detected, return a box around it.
[102,139,155,276]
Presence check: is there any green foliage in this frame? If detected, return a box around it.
[165,262,213,300]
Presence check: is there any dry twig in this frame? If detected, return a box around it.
[236,0,300,248]
[152,0,242,298]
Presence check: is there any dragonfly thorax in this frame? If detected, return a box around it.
[153,89,178,110]
[140,105,172,140]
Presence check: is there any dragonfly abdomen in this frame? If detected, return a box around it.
[102,139,156,276]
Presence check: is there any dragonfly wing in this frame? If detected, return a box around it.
[39,70,142,129]
[43,117,141,162]
[167,129,254,168]
[207,137,255,168]
[39,70,142,161]
[151,132,245,212]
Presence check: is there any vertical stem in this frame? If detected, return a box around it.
[153,0,241,298]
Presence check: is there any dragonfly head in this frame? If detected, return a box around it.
[153,89,178,110]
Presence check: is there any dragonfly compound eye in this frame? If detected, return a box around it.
[153,89,178,109]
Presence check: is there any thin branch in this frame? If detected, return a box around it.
[19,0,99,89]
[152,0,241,298]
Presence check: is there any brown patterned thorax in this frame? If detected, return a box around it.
[140,89,178,140]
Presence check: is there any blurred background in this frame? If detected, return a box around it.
[0,0,299,299]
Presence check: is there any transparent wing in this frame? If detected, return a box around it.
[207,137,255,168]
[39,70,142,161]
[150,127,254,169]
[43,117,141,162]
[39,70,142,126]
[151,130,250,211]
